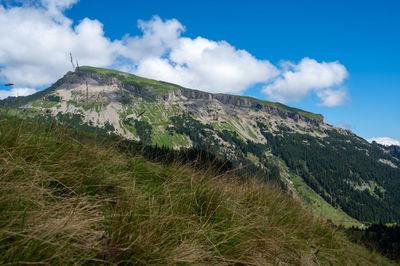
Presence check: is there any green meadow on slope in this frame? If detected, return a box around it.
[0,114,392,265]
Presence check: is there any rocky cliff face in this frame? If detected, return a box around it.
[165,89,323,126]
[55,68,325,126]
[9,67,327,143]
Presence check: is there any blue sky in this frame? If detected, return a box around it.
[1,0,399,143]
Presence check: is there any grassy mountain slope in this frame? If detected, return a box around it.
[0,114,392,265]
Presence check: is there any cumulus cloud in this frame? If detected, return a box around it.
[368,137,400,147]
[0,1,349,105]
[122,17,279,93]
[262,58,349,106]
[0,2,119,87]
[0,87,37,99]
[119,16,185,61]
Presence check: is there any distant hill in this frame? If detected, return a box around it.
[2,66,400,225]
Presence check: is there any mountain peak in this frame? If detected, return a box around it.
[76,66,324,121]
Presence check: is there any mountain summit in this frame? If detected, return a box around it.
[2,66,400,225]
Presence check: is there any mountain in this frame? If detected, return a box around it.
[2,66,400,225]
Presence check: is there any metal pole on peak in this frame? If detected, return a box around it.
[70,52,75,70]
[76,60,80,75]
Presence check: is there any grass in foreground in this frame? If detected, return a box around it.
[0,114,393,265]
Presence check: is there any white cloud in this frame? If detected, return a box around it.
[0,87,37,99]
[119,16,185,61]
[262,58,349,106]
[0,2,119,87]
[0,2,349,105]
[368,137,400,147]
[316,88,348,107]
[40,0,79,10]
[124,17,279,93]
[135,57,193,87]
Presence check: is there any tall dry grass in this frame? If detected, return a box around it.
[0,113,393,265]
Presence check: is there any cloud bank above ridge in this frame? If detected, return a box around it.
[0,1,348,106]
[368,137,400,147]
[263,58,348,106]
[0,87,37,100]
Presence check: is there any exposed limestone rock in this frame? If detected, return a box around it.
[378,158,398,168]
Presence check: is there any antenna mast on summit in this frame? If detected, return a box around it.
[70,52,75,70]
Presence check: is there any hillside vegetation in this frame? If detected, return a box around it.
[0,114,392,265]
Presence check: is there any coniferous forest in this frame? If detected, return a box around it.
[347,224,400,262]
[257,123,400,223]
